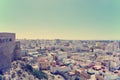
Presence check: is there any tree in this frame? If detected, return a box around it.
[75,77,79,80]
[25,64,48,80]
[60,48,64,52]
[26,64,33,72]
[0,75,2,80]
[33,70,48,80]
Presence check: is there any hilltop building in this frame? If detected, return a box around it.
[0,33,21,73]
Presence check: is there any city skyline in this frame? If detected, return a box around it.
[0,0,120,40]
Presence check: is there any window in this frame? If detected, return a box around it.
[0,39,2,43]
[9,38,12,41]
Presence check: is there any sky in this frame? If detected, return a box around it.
[0,0,120,40]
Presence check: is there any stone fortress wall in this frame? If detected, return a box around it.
[0,33,21,72]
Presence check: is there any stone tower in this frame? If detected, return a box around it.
[0,33,21,73]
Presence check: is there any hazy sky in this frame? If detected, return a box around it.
[0,0,120,40]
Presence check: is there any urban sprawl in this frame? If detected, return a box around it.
[0,33,120,80]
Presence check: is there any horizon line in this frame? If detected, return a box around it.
[16,38,120,41]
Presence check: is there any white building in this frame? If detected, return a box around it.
[56,52,67,60]
[50,65,71,73]
[105,42,119,53]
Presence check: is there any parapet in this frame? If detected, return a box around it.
[0,33,15,44]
